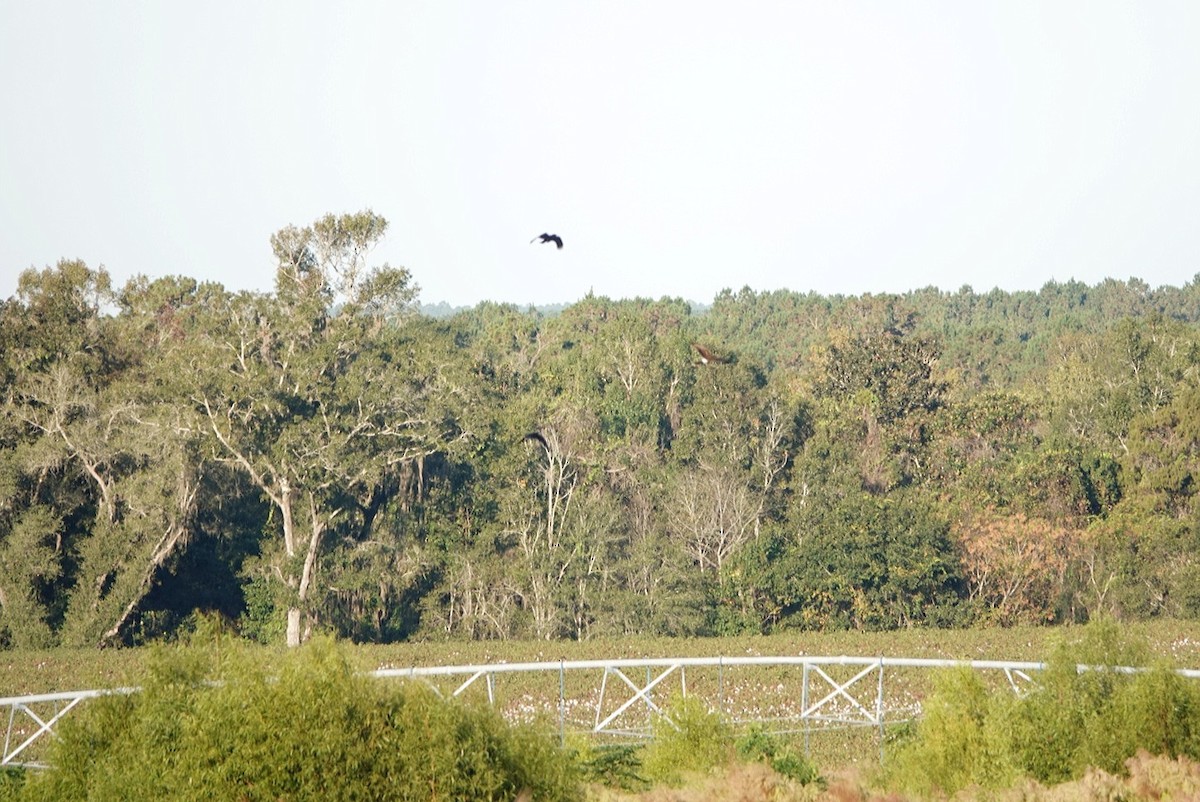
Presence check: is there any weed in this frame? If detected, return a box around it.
[0,768,26,802]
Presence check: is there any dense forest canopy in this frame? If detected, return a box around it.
[3,211,1200,648]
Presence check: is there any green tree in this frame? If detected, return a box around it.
[814,323,945,493]
[1,263,211,647]
[738,491,967,631]
[195,211,461,646]
[1085,382,1200,619]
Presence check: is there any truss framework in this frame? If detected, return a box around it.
[5,657,1197,768]
[2,688,134,768]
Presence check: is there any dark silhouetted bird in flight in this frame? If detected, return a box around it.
[692,343,730,365]
[531,233,563,249]
[524,431,550,451]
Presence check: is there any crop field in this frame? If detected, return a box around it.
[8,619,1200,696]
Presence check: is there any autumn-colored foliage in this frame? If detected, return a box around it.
[956,511,1082,625]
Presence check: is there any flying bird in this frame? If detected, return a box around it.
[523,431,550,451]
[692,343,730,365]
[531,233,563,249]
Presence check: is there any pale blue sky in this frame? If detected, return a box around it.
[2,2,1198,307]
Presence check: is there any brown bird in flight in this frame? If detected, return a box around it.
[531,233,563,249]
[692,343,730,365]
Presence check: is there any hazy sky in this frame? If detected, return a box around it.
[3,2,1198,307]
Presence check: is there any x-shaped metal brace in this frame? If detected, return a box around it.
[802,661,883,725]
[3,697,86,766]
[594,664,681,733]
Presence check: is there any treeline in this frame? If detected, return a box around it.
[3,210,1200,648]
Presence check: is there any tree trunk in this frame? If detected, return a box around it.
[286,608,302,647]
[96,465,200,646]
[288,493,326,647]
[99,521,191,646]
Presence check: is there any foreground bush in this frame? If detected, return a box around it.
[881,666,1019,796]
[885,620,1200,797]
[640,694,735,785]
[12,636,580,802]
[635,694,821,790]
[735,724,821,786]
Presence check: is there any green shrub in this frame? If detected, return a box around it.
[1004,656,1090,784]
[1089,663,1200,774]
[734,724,821,785]
[640,693,733,785]
[15,636,580,802]
[885,666,1019,796]
[886,619,1200,797]
[1006,619,1179,783]
[568,739,647,791]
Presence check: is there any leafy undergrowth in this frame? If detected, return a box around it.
[7,623,1200,801]
[583,622,1200,802]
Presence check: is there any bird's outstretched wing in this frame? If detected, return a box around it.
[693,343,722,364]
[524,431,550,451]
[531,233,563,249]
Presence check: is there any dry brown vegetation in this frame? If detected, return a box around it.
[591,752,1200,802]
